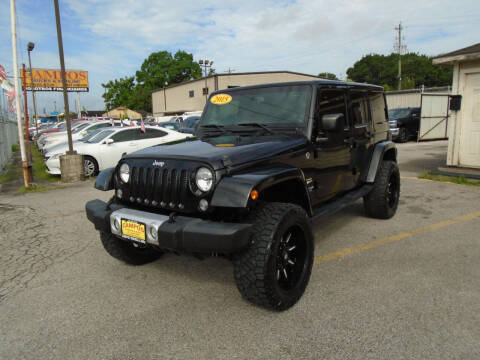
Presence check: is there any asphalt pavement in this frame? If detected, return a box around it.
[1,140,479,359]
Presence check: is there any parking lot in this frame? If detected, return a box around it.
[0,140,479,359]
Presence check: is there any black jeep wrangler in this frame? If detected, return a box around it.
[86,80,400,311]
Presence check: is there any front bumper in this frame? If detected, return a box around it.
[45,157,61,175]
[389,127,399,137]
[86,199,252,254]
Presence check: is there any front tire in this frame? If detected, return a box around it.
[100,232,163,265]
[84,156,99,177]
[233,203,314,311]
[364,160,400,219]
[395,127,408,143]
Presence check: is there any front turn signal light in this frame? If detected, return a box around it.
[250,189,259,200]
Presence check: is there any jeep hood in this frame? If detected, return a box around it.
[125,135,308,170]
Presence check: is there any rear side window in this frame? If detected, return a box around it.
[349,91,369,125]
[111,129,137,142]
[368,92,387,124]
[135,128,168,140]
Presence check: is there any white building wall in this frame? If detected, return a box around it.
[447,60,480,168]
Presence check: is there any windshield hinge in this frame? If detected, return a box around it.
[222,155,232,174]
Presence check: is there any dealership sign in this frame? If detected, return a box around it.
[20,68,89,92]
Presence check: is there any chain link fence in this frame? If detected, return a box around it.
[0,89,19,171]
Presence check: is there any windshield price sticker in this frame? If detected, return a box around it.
[210,94,232,105]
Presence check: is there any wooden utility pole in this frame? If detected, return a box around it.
[53,0,74,154]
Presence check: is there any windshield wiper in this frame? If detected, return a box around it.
[200,124,227,133]
[236,123,274,134]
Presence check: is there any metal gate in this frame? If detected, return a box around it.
[418,94,449,140]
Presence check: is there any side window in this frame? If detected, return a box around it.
[111,129,136,142]
[136,128,167,140]
[368,92,386,124]
[349,91,369,126]
[315,90,347,131]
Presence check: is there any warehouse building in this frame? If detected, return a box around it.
[151,71,320,116]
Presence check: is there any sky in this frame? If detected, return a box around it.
[1,0,479,115]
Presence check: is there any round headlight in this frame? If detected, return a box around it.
[195,167,213,192]
[119,163,130,183]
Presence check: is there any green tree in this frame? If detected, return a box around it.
[318,72,338,80]
[102,50,202,112]
[346,53,452,90]
[101,76,135,110]
[135,50,202,90]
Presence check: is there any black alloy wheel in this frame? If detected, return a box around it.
[386,171,399,208]
[275,225,307,292]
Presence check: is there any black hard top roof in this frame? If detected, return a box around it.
[211,79,384,95]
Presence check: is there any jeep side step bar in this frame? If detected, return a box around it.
[310,184,374,222]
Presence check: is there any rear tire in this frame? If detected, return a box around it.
[100,232,163,265]
[233,203,314,311]
[364,160,400,219]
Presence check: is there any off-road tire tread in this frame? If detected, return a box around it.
[100,231,162,265]
[233,202,313,311]
[364,160,400,219]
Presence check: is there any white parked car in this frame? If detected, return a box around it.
[44,126,191,177]
[42,120,124,153]
[37,121,86,150]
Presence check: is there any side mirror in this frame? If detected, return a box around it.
[321,113,344,132]
[104,138,114,145]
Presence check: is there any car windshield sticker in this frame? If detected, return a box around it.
[215,143,235,147]
[210,94,232,105]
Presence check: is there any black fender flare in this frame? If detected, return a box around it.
[364,141,397,183]
[211,165,313,215]
[94,167,115,191]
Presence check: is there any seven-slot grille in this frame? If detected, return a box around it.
[124,164,196,212]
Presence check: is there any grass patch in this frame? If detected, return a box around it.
[5,163,20,170]
[31,146,60,183]
[11,143,19,152]
[419,172,480,187]
[0,171,17,183]
[18,185,52,194]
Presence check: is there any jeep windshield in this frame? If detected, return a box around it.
[199,85,312,134]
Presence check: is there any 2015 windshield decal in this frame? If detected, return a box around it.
[210,94,232,105]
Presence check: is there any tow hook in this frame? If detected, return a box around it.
[168,212,178,223]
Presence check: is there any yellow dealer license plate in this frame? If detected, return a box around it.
[121,219,146,243]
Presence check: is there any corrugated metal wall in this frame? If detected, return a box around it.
[386,86,451,110]
[0,89,19,171]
